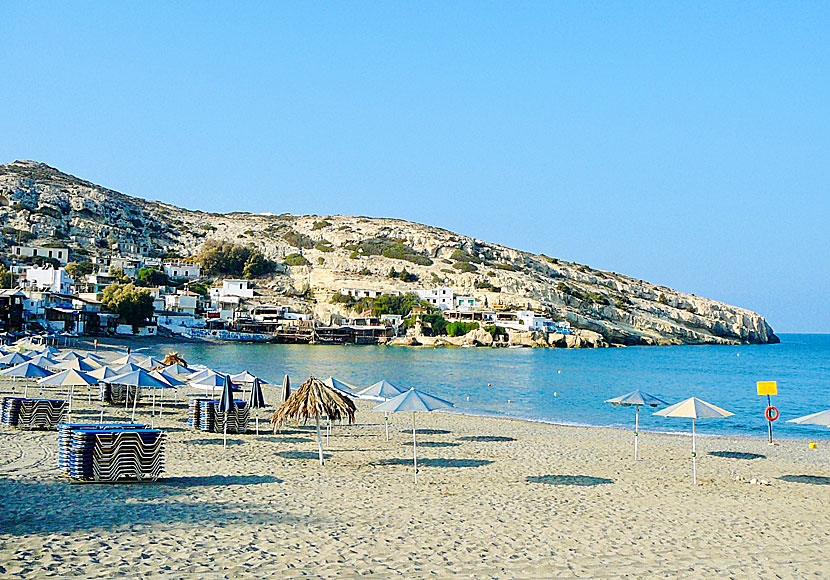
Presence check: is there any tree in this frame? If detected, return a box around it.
[199,240,275,278]
[65,261,94,281]
[137,267,169,287]
[0,264,13,289]
[101,283,155,330]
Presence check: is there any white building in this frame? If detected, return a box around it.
[415,287,455,310]
[454,294,476,310]
[12,245,70,265]
[340,287,383,299]
[25,266,74,294]
[211,279,255,300]
[163,261,201,280]
[164,292,198,316]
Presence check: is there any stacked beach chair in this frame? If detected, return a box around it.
[0,396,67,430]
[194,399,250,433]
[99,383,141,405]
[187,397,212,429]
[58,423,166,482]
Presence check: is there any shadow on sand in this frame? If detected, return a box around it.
[182,438,245,446]
[458,435,516,443]
[159,474,281,487]
[779,474,830,485]
[275,450,329,461]
[526,474,614,487]
[400,441,460,448]
[374,457,493,468]
[708,451,766,460]
[400,429,451,435]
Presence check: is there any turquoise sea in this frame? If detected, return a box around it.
[152,334,829,440]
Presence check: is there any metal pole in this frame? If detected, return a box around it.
[131,385,139,422]
[692,419,697,485]
[223,410,228,449]
[385,412,389,442]
[412,412,418,484]
[767,394,773,444]
[315,414,324,465]
[634,406,639,461]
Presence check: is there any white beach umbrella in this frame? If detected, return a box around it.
[56,351,83,362]
[654,397,734,485]
[605,389,668,460]
[187,367,217,382]
[104,369,171,422]
[111,353,147,366]
[373,388,454,484]
[323,376,356,396]
[142,357,165,370]
[38,368,98,420]
[162,363,194,377]
[0,361,53,396]
[111,362,145,375]
[230,370,268,385]
[787,410,830,427]
[0,352,31,367]
[357,380,407,441]
[26,353,60,369]
[56,357,101,372]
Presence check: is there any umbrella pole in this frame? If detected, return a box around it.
[692,418,697,485]
[315,414,324,465]
[385,411,389,442]
[223,410,228,449]
[256,414,259,436]
[412,412,418,484]
[634,406,639,461]
[68,385,73,423]
[131,385,139,423]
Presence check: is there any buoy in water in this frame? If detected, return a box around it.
[558,370,562,374]
[507,399,511,404]
[554,392,557,397]
[466,396,470,401]
[488,383,492,387]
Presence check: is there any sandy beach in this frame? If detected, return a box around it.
[2,368,830,579]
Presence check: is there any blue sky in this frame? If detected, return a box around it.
[1,3,828,332]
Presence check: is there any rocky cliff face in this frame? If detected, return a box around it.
[0,160,779,346]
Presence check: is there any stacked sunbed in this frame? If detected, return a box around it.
[99,383,140,405]
[195,399,250,433]
[58,423,166,482]
[187,397,212,428]
[0,396,67,430]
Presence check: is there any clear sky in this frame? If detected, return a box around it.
[2,3,828,332]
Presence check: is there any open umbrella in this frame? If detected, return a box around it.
[26,353,60,369]
[787,410,830,427]
[280,374,291,404]
[142,357,165,370]
[249,377,267,435]
[111,353,147,366]
[605,389,668,460]
[218,374,235,449]
[103,369,171,422]
[231,370,268,385]
[0,352,30,367]
[38,368,98,421]
[272,376,356,465]
[323,376,355,396]
[0,361,52,396]
[190,372,236,398]
[112,362,145,375]
[654,397,734,485]
[373,388,454,483]
[55,351,83,362]
[187,367,218,383]
[162,363,194,377]
[357,380,407,441]
[57,357,101,372]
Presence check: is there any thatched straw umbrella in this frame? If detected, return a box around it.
[162,352,188,367]
[271,375,356,465]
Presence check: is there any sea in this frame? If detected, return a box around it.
[148,333,829,440]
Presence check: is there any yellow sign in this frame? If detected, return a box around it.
[757,381,778,396]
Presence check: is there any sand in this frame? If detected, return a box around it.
[1,370,830,578]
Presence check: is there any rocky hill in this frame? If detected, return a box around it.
[0,160,778,346]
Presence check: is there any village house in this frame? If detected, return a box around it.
[12,244,70,265]
[24,266,75,295]
[162,260,201,280]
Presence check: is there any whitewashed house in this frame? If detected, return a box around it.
[25,266,74,294]
[415,287,455,310]
[162,261,201,280]
[12,245,70,265]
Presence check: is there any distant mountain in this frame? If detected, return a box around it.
[0,160,778,346]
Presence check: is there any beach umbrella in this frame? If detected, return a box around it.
[36,346,60,356]
[190,371,235,396]
[0,361,52,396]
[248,377,267,435]
[161,363,193,377]
[112,353,147,366]
[0,352,30,367]
[104,369,171,422]
[280,375,291,404]
[142,356,165,370]
[787,410,830,427]
[82,352,106,363]
[605,389,668,460]
[218,374,235,449]
[148,370,184,419]
[187,367,217,382]
[231,370,268,385]
[373,388,454,483]
[38,368,98,420]
[323,376,356,396]
[56,351,83,362]
[357,380,407,441]
[654,397,734,485]
[56,357,101,372]
[272,376,356,465]
[26,353,60,369]
[112,362,145,375]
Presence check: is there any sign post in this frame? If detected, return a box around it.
[756,381,778,445]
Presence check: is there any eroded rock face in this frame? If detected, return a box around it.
[0,160,779,347]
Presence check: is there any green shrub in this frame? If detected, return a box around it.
[453,261,478,273]
[284,253,311,267]
[311,220,331,231]
[450,249,480,263]
[283,229,316,249]
[199,240,276,278]
[344,237,433,266]
[315,241,334,252]
[446,321,479,337]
